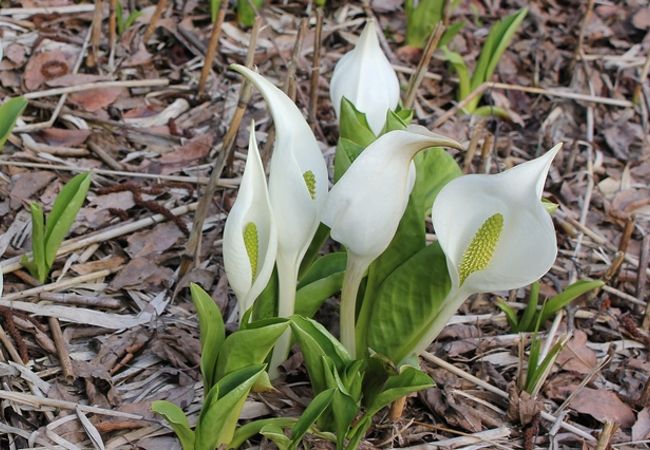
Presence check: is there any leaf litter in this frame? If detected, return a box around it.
[0,0,648,448]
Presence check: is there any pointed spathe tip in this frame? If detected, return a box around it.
[357,19,380,53]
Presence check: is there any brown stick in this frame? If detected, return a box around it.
[404,22,445,109]
[142,0,168,44]
[88,0,104,67]
[198,0,227,97]
[594,421,617,450]
[640,235,650,330]
[389,396,407,421]
[39,292,122,309]
[308,8,324,127]
[109,0,117,58]
[178,18,261,280]
[0,323,24,364]
[49,317,75,381]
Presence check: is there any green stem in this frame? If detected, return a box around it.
[269,252,299,379]
[340,254,369,359]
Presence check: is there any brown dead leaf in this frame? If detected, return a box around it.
[633,408,650,440]
[69,87,126,112]
[632,8,650,29]
[10,171,56,209]
[126,222,183,258]
[556,330,598,374]
[78,191,135,228]
[24,50,74,90]
[147,134,214,175]
[40,128,91,147]
[109,257,174,291]
[71,255,126,275]
[150,326,200,370]
[603,122,644,159]
[571,387,636,427]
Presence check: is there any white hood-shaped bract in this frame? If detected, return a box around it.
[230,65,328,273]
[432,143,562,295]
[322,125,462,266]
[223,122,277,321]
[330,20,401,135]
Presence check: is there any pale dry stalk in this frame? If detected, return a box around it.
[198,0,228,97]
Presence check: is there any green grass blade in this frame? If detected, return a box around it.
[0,97,27,150]
[525,340,564,394]
[495,297,519,330]
[518,281,540,332]
[539,279,604,324]
[22,203,47,283]
[44,172,91,267]
[442,46,471,105]
[151,401,195,450]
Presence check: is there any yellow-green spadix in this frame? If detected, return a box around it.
[321,125,463,356]
[329,20,401,135]
[223,121,277,323]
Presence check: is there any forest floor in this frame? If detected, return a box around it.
[0,0,649,449]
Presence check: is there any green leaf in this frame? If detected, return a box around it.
[299,223,331,278]
[228,418,298,449]
[0,97,27,150]
[295,252,347,318]
[539,279,604,324]
[467,8,527,111]
[44,172,91,268]
[365,243,452,364]
[22,203,47,283]
[237,0,263,27]
[333,138,366,183]
[124,10,143,30]
[338,97,376,147]
[495,298,519,330]
[252,267,278,321]
[321,357,360,447]
[442,46,471,105]
[411,148,462,219]
[195,365,265,450]
[190,283,225,390]
[215,318,288,389]
[290,316,351,393]
[525,339,564,394]
[288,388,335,450]
[151,400,195,450]
[380,108,411,135]
[405,0,445,49]
[518,281,540,332]
[439,21,465,47]
[261,424,291,450]
[210,0,221,23]
[367,365,433,415]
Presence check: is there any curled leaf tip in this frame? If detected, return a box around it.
[243,222,259,281]
[459,213,504,285]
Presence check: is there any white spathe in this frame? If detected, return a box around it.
[230,65,328,272]
[322,125,462,266]
[330,20,401,135]
[222,122,277,320]
[432,143,562,295]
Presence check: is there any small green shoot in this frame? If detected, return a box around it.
[115,1,143,36]
[21,172,92,283]
[497,279,604,332]
[237,0,263,27]
[442,8,527,114]
[0,96,27,150]
[523,331,568,396]
[404,0,463,49]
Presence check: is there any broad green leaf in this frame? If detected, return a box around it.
[0,97,27,150]
[195,365,265,450]
[44,172,91,267]
[338,97,376,147]
[321,357,360,447]
[539,279,604,324]
[290,315,351,393]
[252,267,278,321]
[442,46,471,104]
[150,400,195,450]
[472,105,513,120]
[518,281,540,332]
[228,418,297,449]
[215,318,288,389]
[380,108,411,135]
[405,0,444,49]
[365,243,451,364]
[237,0,263,27]
[190,283,225,390]
[261,424,291,450]
[288,388,335,449]
[295,252,347,318]
[22,203,47,283]
[367,365,433,415]
[299,223,331,278]
[411,148,462,219]
[333,138,366,182]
